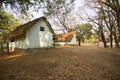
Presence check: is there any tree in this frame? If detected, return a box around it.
[0,0,75,25]
[98,0,120,48]
[0,0,45,23]
[44,0,75,32]
[0,0,43,14]
[0,9,20,43]
[71,23,93,46]
[83,0,120,48]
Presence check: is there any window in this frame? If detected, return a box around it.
[40,26,44,31]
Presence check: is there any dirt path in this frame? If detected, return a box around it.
[0,46,120,80]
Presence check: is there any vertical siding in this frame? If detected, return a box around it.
[26,21,40,48]
[15,21,53,49]
[15,35,30,49]
[14,20,53,49]
[39,21,53,47]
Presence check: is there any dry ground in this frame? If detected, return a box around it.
[0,46,120,80]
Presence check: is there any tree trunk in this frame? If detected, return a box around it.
[1,43,3,50]
[99,21,108,48]
[101,32,107,47]
[113,31,119,48]
[78,38,81,46]
[110,28,113,48]
[117,15,120,47]
[7,42,9,54]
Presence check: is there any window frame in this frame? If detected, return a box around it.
[40,26,45,31]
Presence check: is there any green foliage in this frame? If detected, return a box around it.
[0,0,42,13]
[0,0,74,16]
[85,36,97,43]
[0,0,45,22]
[71,23,93,41]
[0,9,20,42]
[0,0,75,25]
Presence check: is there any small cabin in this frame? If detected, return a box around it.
[3,17,56,51]
[55,32,77,46]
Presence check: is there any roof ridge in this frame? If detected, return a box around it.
[3,16,55,41]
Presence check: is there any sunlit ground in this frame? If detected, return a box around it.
[0,46,120,80]
[0,49,25,61]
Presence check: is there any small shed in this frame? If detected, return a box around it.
[55,32,77,46]
[3,16,55,51]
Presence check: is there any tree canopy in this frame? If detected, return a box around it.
[70,23,93,46]
[0,0,75,31]
[44,0,75,32]
[84,0,120,48]
[0,9,20,42]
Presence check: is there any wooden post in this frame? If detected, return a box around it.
[7,42,9,54]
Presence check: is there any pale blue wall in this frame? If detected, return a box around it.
[69,34,77,45]
[14,20,53,49]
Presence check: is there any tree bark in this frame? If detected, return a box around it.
[100,31,107,47]
[7,42,9,54]
[99,20,108,48]
[116,14,120,47]
[110,28,113,48]
[1,43,3,50]
[113,28,119,48]
[78,38,81,46]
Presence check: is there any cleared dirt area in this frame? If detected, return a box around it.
[0,46,120,80]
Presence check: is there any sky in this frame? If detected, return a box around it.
[30,0,96,33]
[28,0,86,33]
[4,0,95,33]
[5,0,95,23]
[33,0,84,19]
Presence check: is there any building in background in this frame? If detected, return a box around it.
[55,32,77,46]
